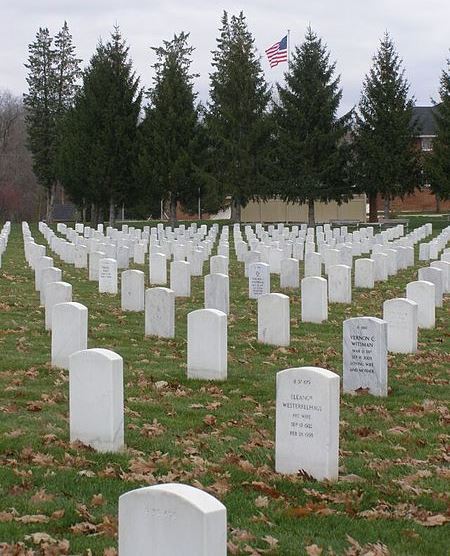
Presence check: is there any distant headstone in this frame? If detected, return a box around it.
[383,298,418,353]
[149,252,167,285]
[418,266,443,307]
[99,258,118,294]
[40,266,62,306]
[187,309,227,380]
[304,252,322,277]
[280,258,299,289]
[51,302,88,369]
[406,280,435,329]
[204,273,229,315]
[248,262,270,299]
[69,348,124,453]
[343,317,388,396]
[170,260,191,297]
[354,258,374,289]
[328,264,351,303]
[121,270,145,311]
[89,251,106,281]
[275,366,339,481]
[44,281,72,330]
[301,276,328,323]
[145,287,175,338]
[210,255,229,276]
[118,483,227,556]
[258,293,290,346]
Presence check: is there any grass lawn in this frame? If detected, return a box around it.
[0,216,448,555]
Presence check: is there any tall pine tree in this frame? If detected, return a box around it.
[354,33,419,221]
[275,27,351,227]
[24,23,80,221]
[207,11,272,223]
[136,32,199,226]
[58,27,141,226]
[426,56,450,205]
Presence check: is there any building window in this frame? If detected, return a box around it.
[421,137,433,151]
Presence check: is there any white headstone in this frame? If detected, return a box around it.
[44,281,72,330]
[275,366,339,481]
[304,252,322,277]
[121,270,145,311]
[170,260,191,297]
[301,276,328,323]
[150,252,167,285]
[89,250,106,281]
[51,302,88,369]
[210,255,228,276]
[343,317,388,396]
[258,293,290,346]
[40,266,62,306]
[430,260,450,293]
[99,258,118,294]
[145,287,175,338]
[69,348,124,452]
[406,280,435,329]
[328,264,351,303]
[118,484,227,556]
[248,262,270,299]
[383,298,418,353]
[418,266,443,307]
[354,258,374,289]
[187,309,227,380]
[204,273,229,315]
[280,258,299,289]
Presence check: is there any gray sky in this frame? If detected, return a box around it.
[1,0,448,113]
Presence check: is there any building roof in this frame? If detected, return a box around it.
[411,105,440,136]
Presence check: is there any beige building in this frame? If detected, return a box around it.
[241,195,367,223]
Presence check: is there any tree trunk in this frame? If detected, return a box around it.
[230,197,241,223]
[436,193,441,213]
[307,198,315,227]
[169,196,177,228]
[91,202,98,229]
[383,196,390,219]
[46,184,55,223]
[82,203,87,225]
[368,192,378,222]
[109,197,115,227]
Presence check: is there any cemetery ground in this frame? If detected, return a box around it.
[0,217,449,556]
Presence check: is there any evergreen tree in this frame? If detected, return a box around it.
[354,33,419,221]
[58,27,141,226]
[23,27,57,221]
[275,27,352,227]
[426,56,450,204]
[24,23,81,221]
[136,32,199,226]
[207,11,272,223]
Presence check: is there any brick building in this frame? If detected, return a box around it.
[380,105,450,213]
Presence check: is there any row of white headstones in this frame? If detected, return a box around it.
[16,219,450,556]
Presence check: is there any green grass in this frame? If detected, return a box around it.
[0,217,449,555]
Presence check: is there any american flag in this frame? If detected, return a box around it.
[265,35,288,68]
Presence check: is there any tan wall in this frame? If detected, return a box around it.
[241,195,367,223]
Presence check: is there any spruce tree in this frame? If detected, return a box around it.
[275,27,351,227]
[23,27,57,221]
[24,23,81,221]
[207,11,272,223]
[136,32,199,226]
[354,33,419,221]
[426,56,450,204]
[58,27,141,226]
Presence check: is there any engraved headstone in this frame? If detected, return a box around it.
[406,280,435,329]
[121,270,145,311]
[301,276,328,323]
[248,262,270,299]
[118,484,227,556]
[343,317,388,396]
[145,287,175,338]
[275,366,339,481]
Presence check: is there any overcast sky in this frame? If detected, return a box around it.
[1,0,449,113]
